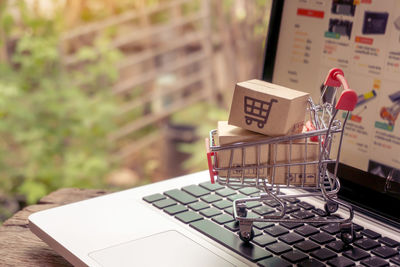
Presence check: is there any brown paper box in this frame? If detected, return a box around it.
[216,121,319,185]
[270,142,319,185]
[228,79,309,136]
[217,121,269,178]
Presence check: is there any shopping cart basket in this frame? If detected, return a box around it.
[206,68,358,243]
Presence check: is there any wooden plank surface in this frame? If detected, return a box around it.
[0,188,109,267]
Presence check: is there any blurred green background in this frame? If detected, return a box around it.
[0,0,271,223]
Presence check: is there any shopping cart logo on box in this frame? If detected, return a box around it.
[244,96,278,129]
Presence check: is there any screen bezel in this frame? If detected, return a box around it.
[261,0,400,226]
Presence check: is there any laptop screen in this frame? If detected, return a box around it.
[262,0,400,225]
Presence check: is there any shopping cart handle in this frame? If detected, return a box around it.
[324,68,345,88]
[324,68,357,111]
[336,89,357,111]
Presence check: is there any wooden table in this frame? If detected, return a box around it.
[0,188,109,266]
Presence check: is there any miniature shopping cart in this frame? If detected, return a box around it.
[206,68,358,243]
[244,96,278,129]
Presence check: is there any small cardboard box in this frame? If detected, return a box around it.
[270,142,319,185]
[217,121,269,178]
[216,121,319,184]
[228,79,309,136]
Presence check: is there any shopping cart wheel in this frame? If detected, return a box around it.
[257,122,265,129]
[324,200,339,214]
[245,118,252,125]
[340,223,355,244]
[239,229,254,243]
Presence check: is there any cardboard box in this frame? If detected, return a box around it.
[228,79,309,136]
[217,121,269,178]
[216,121,319,185]
[269,142,319,185]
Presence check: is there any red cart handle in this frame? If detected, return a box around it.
[205,138,217,184]
[324,68,357,111]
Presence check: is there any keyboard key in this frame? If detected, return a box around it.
[326,240,351,253]
[143,193,165,203]
[298,258,325,267]
[253,205,275,215]
[188,201,209,211]
[312,208,327,217]
[228,194,247,201]
[294,240,320,252]
[279,232,304,245]
[253,221,274,230]
[353,223,364,232]
[216,187,236,197]
[224,207,233,215]
[361,229,381,239]
[257,256,291,267]
[190,220,272,262]
[322,223,340,235]
[164,204,188,215]
[200,207,222,217]
[175,211,203,224]
[309,220,328,228]
[327,256,355,267]
[199,181,224,191]
[247,212,260,219]
[164,189,197,205]
[264,199,281,207]
[201,194,222,203]
[361,256,389,267]
[246,201,262,209]
[354,238,380,250]
[212,200,232,210]
[266,242,292,255]
[342,247,370,261]
[310,232,336,244]
[285,197,300,204]
[292,210,315,219]
[282,249,308,263]
[371,246,397,259]
[279,221,304,230]
[224,221,240,232]
[277,204,300,213]
[295,225,319,237]
[212,214,234,224]
[264,225,289,237]
[390,255,400,265]
[310,248,337,261]
[239,187,259,195]
[254,228,263,237]
[378,236,399,247]
[153,198,176,209]
[252,234,276,247]
[182,184,210,197]
[298,201,315,210]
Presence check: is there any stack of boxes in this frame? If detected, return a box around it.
[216,79,319,185]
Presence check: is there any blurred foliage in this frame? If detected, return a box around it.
[0,2,120,204]
[171,0,271,174]
[171,102,227,172]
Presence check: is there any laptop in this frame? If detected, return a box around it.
[29,1,400,266]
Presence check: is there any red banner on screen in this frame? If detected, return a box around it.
[297,8,324,19]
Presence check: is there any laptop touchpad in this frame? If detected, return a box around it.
[89,230,234,267]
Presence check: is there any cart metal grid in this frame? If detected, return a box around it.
[206,68,358,243]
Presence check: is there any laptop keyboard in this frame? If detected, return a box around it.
[143,182,400,266]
